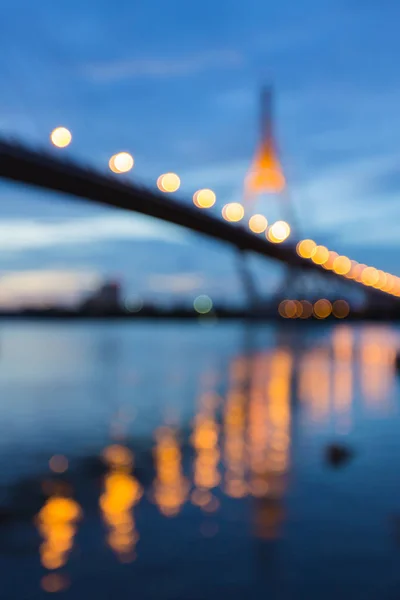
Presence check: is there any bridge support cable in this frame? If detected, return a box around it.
[235,250,260,312]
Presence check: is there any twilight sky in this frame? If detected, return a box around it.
[0,0,399,306]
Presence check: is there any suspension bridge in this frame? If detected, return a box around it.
[0,89,398,319]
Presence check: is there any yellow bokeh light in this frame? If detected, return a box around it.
[344,260,359,279]
[313,299,332,319]
[332,299,350,319]
[267,221,291,243]
[193,188,216,208]
[355,264,367,282]
[157,173,181,193]
[322,251,338,270]
[50,127,72,148]
[248,214,268,233]
[333,255,352,276]
[296,239,316,258]
[382,274,395,293]
[374,270,387,290]
[108,155,119,173]
[114,152,134,173]
[311,245,330,265]
[361,266,379,286]
[222,202,245,222]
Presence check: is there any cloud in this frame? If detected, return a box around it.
[85,49,244,83]
[0,269,101,307]
[146,273,204,294]
[0,214,187,252]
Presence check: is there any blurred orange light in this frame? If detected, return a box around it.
[299,300,313,319]
[313,299,332,319]
[278,299,296,318]
[157,173,180,193]
[103,445,134,470]
[382,274,395,293]
[333,255,352,276]
[294,299,303,318]
[41,574,69,593]
[50,127,72,148]
[374,270,387,290]
[311,246,329,265]
[322,251,338,270]
[248,214,268,233]
[267,221,290,243]
[361,266,379,286]
[355,264,367,282]
[332,299,350,319]
[222,203,244,222]
[193,188,216,208]
[296,239,316,258]
[345,260,359,279]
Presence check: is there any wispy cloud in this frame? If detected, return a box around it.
[85,49,244,83]
[0,214,187,252]
[0,269,101,307]
[147,273,204,294]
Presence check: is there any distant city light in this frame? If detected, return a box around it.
[296,239,316,258]
[278,300,294,318]
[222,203,244,222]
[50,127,72,148]
[332,299,350,319]
[193,189,216,208]
[248,214,268,233]
[111,152,134,173]
[313,298,332,319]
[124,296,143,313]
[267,220,290,243]
[194,294,213,314]
[299,300,313,319]
[157,173,180,193]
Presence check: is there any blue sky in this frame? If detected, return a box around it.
[0,0,399,305]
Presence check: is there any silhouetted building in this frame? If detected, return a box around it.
[81,280,122,312]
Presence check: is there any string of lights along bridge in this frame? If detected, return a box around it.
[49,125,400,300]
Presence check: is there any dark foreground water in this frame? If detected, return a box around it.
[0,321,400,599]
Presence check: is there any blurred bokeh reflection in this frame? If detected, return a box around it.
[0,322,399,599]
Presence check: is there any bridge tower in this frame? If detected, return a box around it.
[241,86,301,310]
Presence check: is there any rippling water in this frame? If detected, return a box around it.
[1,321,400,599]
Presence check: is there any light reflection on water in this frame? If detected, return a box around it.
[0,322,400,599]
